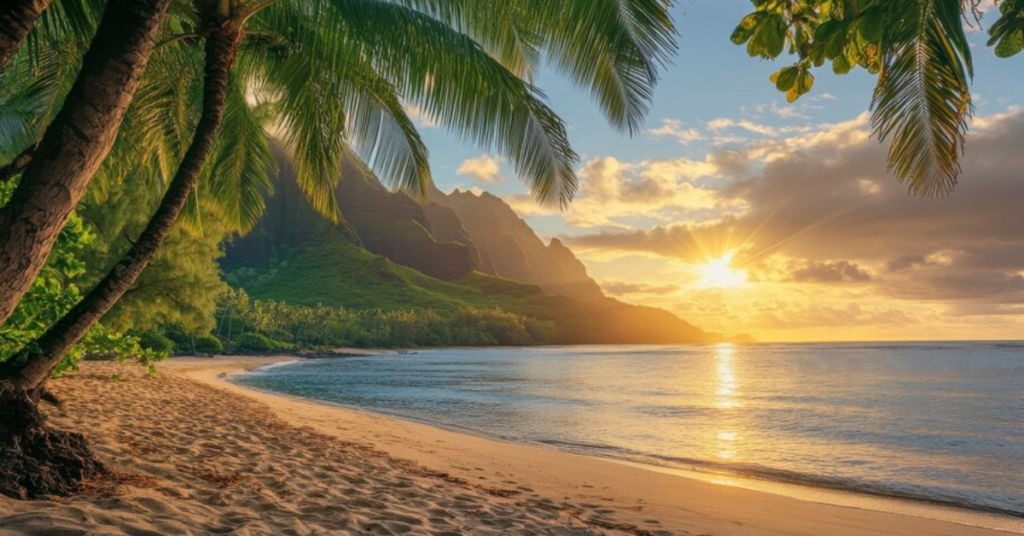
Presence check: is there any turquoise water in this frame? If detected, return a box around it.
[237,343,1024,517]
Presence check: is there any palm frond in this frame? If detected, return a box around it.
[203,77,275,234]
[387,0,543,79]
[535,0,676,135]
[318,0,579,206]
[872,0,973,196]
[246,2,431,203]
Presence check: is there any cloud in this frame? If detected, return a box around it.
[707,118,812,137]
[648,119,704,145]
[600,279,680,295]
[506,155,737,229]
[404,104,436,128]
[457,155,504,184]
[755,303,917,330]
[565,109,1024,315]
[789,261,872,284]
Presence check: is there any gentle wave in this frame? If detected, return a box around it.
[534,437,1024,519]
[238,343,1024,518]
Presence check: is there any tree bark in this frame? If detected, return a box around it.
[0,146,34,182]
[0,0,52,69]
[1,26,242,392]
[0,0,173,327]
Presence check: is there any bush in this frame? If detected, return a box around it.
[161,324,192,353]
[193,334,223,354]
[134,329,175,355]
[234,332,294,353]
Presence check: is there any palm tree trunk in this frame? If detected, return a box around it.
[2,26,242,394]
[0,21,237,501]
[0,0,52,69]
[0,0,172,328]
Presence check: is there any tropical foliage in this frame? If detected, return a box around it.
[731,0,1016,196]
[206,289,557,352]
[0,181,166,376]
[0,0,678,388]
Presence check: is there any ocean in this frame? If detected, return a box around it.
[237,342,1024,520]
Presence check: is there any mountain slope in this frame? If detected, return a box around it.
[225,237,715,344]
[425,185,605,301]
[223,151,716,344]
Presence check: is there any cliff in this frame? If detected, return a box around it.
[222,152,715,344]
[335,159,481,280]
[424,185,605,301]
[226,153,483,281]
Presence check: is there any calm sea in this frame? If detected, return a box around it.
[237,343,1024,520]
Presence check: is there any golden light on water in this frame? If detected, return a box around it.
[714,343,740,408]
[713,343,741,461]
[696,252,748,289]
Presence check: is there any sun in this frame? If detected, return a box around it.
[696,252,748,289]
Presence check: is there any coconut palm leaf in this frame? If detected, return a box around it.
[318,0,578,206]
[872,0,973,196]
[203,76,276,234]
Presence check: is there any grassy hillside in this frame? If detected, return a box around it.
[225,238,716,345]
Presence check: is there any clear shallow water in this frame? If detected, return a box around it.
[238,343,1024,517]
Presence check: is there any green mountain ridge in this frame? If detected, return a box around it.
[225,237,717,345]
[222,152,718,345]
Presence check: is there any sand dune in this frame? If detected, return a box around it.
[0,356,1014,536]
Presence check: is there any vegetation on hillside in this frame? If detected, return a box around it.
[224,237,714,346]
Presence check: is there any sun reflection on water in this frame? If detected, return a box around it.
[714,343,741,461]
[714,343,740,409]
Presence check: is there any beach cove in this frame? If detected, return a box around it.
[0,355,1017,536]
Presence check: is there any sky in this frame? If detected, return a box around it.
[417,0,1024,342]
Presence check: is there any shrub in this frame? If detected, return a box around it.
[193,334,223,354]
[134,329,175,355]
[235,332,294,353]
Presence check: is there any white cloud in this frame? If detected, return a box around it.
[648,118,704,145]
[404,104,436,128]
[457,155,504,184]
[707,118,811,137]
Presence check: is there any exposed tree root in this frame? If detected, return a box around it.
[0,390,106,499]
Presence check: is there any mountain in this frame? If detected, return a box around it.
[225,237,714,345]
[225,153,483,281]
[334,158,485,280]
[425,185,605,301]
[222,153,717,344]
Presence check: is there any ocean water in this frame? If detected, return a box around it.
[237,343,1024,518]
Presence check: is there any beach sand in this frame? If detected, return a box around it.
[0,355,1013,536]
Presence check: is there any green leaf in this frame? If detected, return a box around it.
[857,8,884,43]
[797,70,815,95]
[994,30,1024,58]
[763,14,788,58]
[731,24,755,45]
[773,66,800,91]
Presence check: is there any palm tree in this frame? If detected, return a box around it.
[0,0,173,327]
[0,0,53,68]
[872,0,974,196]
[0,0,676,499]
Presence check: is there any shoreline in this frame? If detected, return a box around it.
[189,355,1020,535]
[2,355,1017,536]
[236,356,1023,525]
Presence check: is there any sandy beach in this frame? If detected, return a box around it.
[0,355,1016,536]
